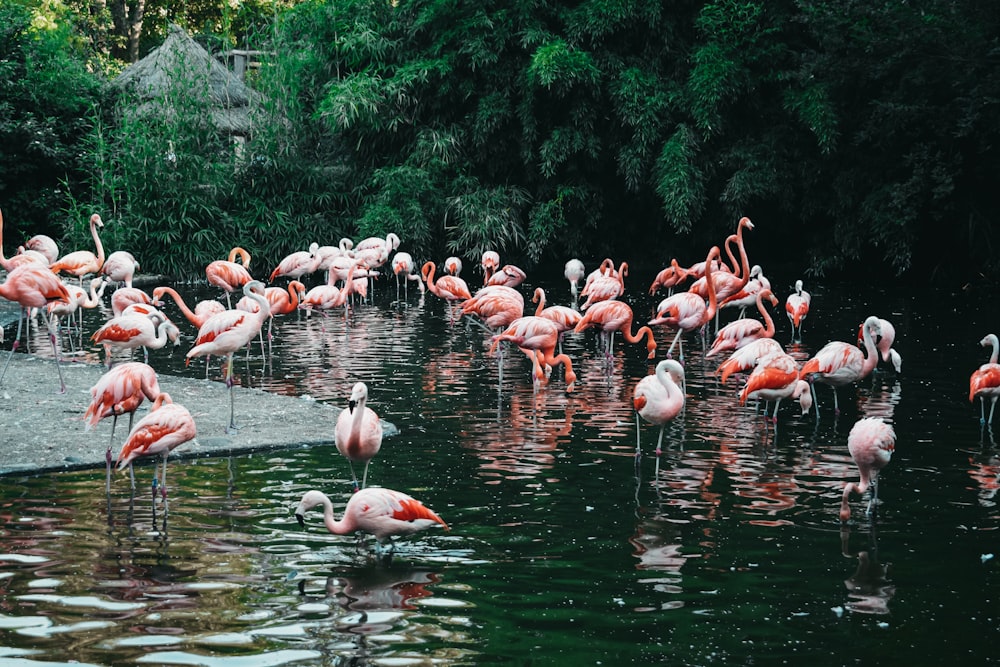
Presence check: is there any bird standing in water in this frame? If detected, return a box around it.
[840,417,896,521]
[335,382,384,490]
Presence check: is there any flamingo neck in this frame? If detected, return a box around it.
[533,288,545,316]
[758,293,775,337]
[860,320,880,375]
[318,494,355,535]
[989,336,1000,364]
[704,251,719,319]
[90,217,105,267]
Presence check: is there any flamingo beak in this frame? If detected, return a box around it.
[295,512,305,529]
[348,400,357,413]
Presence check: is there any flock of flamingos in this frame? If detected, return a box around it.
[1,210,998,554]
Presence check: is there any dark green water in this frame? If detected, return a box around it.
[0,270,997,665]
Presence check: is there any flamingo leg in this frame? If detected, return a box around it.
[0,308,26,387]
[361,460,371,491]
[105,447,113,495]
[634,411,642,458]
[161,451,169,515]
[655,424,665,456]
[45,314,66,393]
[989,398,997,425]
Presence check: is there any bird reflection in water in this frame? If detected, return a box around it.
[839,525,895,615]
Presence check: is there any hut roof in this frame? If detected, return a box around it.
[114,24,263,135]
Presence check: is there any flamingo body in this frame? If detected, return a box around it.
[335,382,383,490]
[840,417,895,521]
[295,488,449,544]
[633,359,686,456]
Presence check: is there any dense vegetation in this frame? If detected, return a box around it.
[2,0,999,283]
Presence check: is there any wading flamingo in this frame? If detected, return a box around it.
[422,261,471,322]
[798,315,882,415]
[392,252,425,298]
[462,285,524,333]
[857,317,902,373]
[573,299,656,360]
[705,288,779,358]
[270,243,321,282]
[186,280,271,434]
[481,251,500,284]
[489,316,577,392]
[152,286,226,329]
[444,256,463,277]
[840,417,896,521]
[335,382,384,490]
[648,259,688,297]
[633,359,686,465]
[0,263,71,393]
[715,337,785,384]
[564,258,585,298]
[737,352,813,422]
[295,488,449,551]
[719,264,771,319]
[785,279,811,341]
[532,287,581,354]
[580,260,627,310]
[206,247,253,308]
[486,264,527,288]
[100,250,139,288]
[649,245,721,362]
[91,311,176,368]
[970,333,1000,425]
[116,393,197,515]
[49,213,105,284]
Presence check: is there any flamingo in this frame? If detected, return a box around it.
[687,218,754,329]
[633,359,686,463]
[152,286,226,329]
[115,393,197,514]
[649,245,722,362]
[391,252,424,298]
[269,243,321,282]
[737,352,813,422]
[0,209,50,270]
[648,259,688,297]
[112,287,154,317]
[719,264,771,318]
[970,333,1000,424]
[715,337,785,384]
[300,264,354,318]
[564,258,585,298]
[481,250,500,284]
[839,417,896,521]
[295,488,448,553]
[857,317,902,373]
[705,288,779,358]
[205,246,253,307]
[314,238,354,273]
[444,256,463,277]
[532,287,581,354]
[580,260,627,310]
[100,250,139,288]
[0,263,72,393]
[23,233,58,265]
[486,264,527,288]
[461,285,524,331]
[798,315,882,414]
[573,299,656,360]
[489,316,577,392]
[47,276,105,349]
[335,382,384,491]
[422,262,471,316]
[49,213,106,284]
[185,280,271,434]
[786,279,811,341]
[238,280,306,342]
[91,311,176,368]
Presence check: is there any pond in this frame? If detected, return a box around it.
[0,263,997,666]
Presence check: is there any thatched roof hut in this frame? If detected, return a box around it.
[113,24,263,136]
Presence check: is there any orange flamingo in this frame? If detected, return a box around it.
[23,233,58,265]
[461,285,524,331]
[970,333,1000,425]
[580,259,627,310]
[0,263,72,392]
[633,359,686,462]
[422,262,471,315]
[91,311,176,368]
[687,218,754,328]
[0,209,50,270]
[785,279,811,342]
[798,315,882,414]
[205,246,253,307]
[648,259,689,296]
[100,250,139,288]
[715,337,785,384]
[705,288,779,358]
[574,299,656,360]
[295,488,449,551]
[649,246,721,362]
[115,392,197,512]
[269,243,321,282]
[238,280,305,342]
[186,280,270,434]
[840,417,896,521]
[444,256,463,277]
[857,317,902,373]
[532,287,581,354]
[737,352,813,422]
[486,264,527,288]
[489,316,577,392]
[49,213,106,283]
[481,250,500,284]
[152,286,226,329]
[564,258,585,298]
[335,382,384,490]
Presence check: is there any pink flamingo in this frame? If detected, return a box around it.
[715,337,785,384]
[186,280,271,433]
[335,382,384,490]
[47,276,105,349]
[857,317,902,373]
[719,264,770,318]
[300,265,354,318]
[970,333,1000,424]
[686,218,754,328]
[205,246,253,307]
[573,299,656,360]
[648,259,689,296]
[100,250,139,288]
[489,316,577,392]
[49,213,106,284]
[0,263,72,392]
[580,260,627,310]
[444,256,463,277]
[785,279,811,341]
[798,315,882,414]
[649,245,721,362]
[391,252,424,298]
[91,311,176,368]
[23,233,59,265]
[152,286,226,329]
[564,258,585,298]
[461,285,524,331]
[737,352,813,422]
[0,209,50,270]
[295,487,449,550]
[270,243,321,282]
[705,288,779,358]
[486,264,527,288]
[839,417,896,521]
[238,280,305,345]
[481,250,500,284]
[633,359,686,463]
[111,287,153,317]
[422,261,471,321]
[532,287,581,354]
[115,393,197,513]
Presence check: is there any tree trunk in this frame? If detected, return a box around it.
[109,0,146,62]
